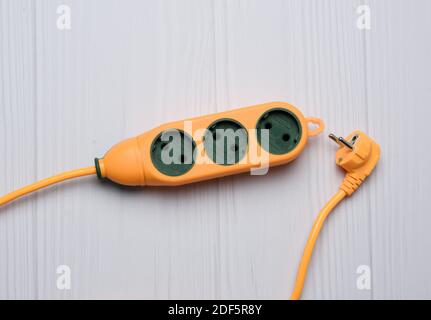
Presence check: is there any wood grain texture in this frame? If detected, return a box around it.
[1,0,430,299]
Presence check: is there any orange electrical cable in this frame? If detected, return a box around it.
[290,189,347,300]
[0,166,96,207]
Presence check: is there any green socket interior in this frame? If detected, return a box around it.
[256,108,302,155]
[204,119,248,166]
[150,129,196,176]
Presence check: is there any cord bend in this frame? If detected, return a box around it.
[290,189,346,300]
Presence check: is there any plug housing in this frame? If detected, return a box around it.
[330,130,380,196]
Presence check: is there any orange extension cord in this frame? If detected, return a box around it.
[0,166,346,300]
[0,166,96,207]
[290,190,346,300]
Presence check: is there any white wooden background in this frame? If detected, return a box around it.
[1,0,431,300]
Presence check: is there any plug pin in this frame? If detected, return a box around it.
[329,133,354,149]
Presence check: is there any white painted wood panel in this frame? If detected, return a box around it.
[1,0,430,299]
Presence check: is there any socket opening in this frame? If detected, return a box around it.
[150,129,196,176]
[203,119,248,166]
[256,108,302,155]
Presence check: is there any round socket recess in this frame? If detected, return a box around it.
[204,119,248,166]
[256,108,302,155]
[151,129,196,176]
